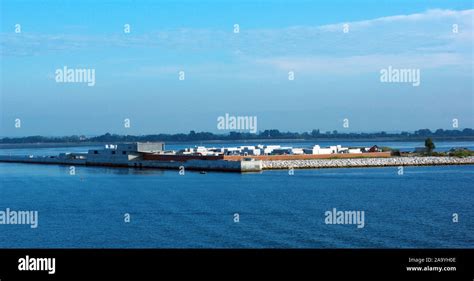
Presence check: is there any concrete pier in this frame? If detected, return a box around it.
[0,155,263,173]
[0,155,87,165]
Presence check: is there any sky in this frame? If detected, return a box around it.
[1,0,473,137]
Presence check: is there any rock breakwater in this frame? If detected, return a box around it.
[262,156,474,169]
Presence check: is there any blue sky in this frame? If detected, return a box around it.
[1,0,473,136]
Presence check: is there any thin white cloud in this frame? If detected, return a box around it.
[1,9,471,58]
[1,9,472,80]
[256,53,470,75]
[319,9,474,31]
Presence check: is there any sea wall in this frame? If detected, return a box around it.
[0,155,87,165]
[0,155,262,172]
[262,156,474,169]
[2,155,472,172]
[131,159,262,172]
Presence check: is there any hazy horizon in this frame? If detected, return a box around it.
[1,127,473,139]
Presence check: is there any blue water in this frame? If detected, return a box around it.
[0,144,473,248]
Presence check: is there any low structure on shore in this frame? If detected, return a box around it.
[1,142,473,173]
[0,142,262,172]
[176,144,382,156]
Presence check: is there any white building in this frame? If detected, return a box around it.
[241,146,261,156]
[224,147,241,155]
[271,147,293,155]
[262,145,281,155]
[303,145,350,155]
[291,148,305,155]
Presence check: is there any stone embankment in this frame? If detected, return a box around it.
[262,156,474,169]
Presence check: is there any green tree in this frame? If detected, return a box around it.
[311,129,320,137]
[424,138,435,154]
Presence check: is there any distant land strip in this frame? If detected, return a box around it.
[1,128,474,145]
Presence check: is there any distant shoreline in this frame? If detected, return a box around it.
[1,136,474,149]
[2,128,473,147]
[1,137,474,149]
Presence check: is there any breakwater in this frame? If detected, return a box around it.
[1,154,473,172]
[262,156,474,169]
[0,155,263,172]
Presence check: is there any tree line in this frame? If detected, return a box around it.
[1,128,473,144]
